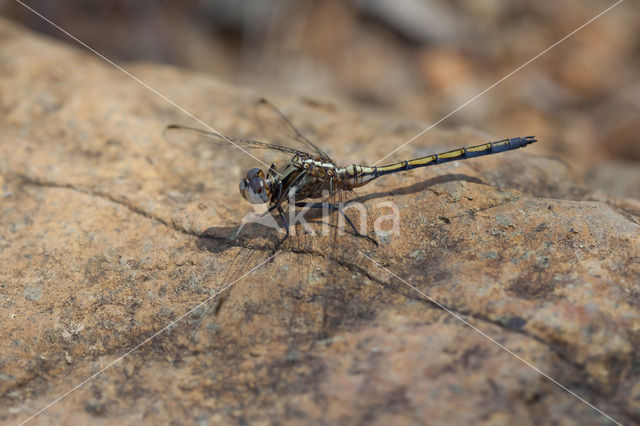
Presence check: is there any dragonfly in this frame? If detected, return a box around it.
[166,99,537,253]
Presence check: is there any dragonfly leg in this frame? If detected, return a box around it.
[272,204,290,255]
[294,202,378,246]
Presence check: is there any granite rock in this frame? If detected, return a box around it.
[1,19,639,425]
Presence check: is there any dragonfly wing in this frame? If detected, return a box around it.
[162,124,311,192]
[254,98,333,161]
[164,124,306,156]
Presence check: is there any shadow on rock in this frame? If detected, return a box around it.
[356,173,485,203]
[196,222,280,254]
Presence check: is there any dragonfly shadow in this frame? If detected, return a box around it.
[356,173,485,203]
[196,222,280,254]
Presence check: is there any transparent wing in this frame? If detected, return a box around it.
[253,98,333,161]
[164,124,308,155]
[162,124,311,177]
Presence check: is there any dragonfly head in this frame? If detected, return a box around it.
[239,168,271,204]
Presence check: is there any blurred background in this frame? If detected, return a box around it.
[1,0,638,198]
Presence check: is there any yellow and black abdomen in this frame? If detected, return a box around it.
[341,136,536,188]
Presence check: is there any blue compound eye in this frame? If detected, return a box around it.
[240,168,270,204]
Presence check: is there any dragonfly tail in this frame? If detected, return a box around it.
[344,136,537,187]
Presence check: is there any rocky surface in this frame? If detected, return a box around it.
[1,19,639,425]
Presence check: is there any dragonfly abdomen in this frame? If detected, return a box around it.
[342,136,536,188]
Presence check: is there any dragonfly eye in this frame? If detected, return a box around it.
[239,168,270,204]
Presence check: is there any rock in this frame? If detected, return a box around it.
[0,19,639,425]
[21,286,42,302]
[587,161,640,201]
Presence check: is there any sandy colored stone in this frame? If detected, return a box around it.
[1,19,639,425]
[587,162,640,201]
